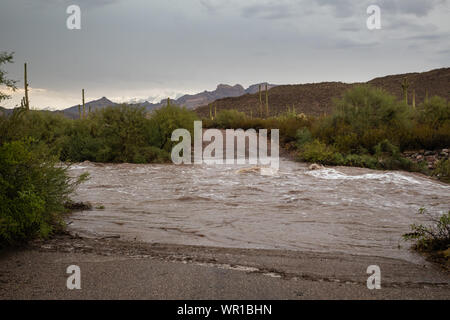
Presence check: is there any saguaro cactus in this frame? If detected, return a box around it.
[82,89,86,119]
[265,83,269,117]
[24,63,30,110]
[167,97,171,107]
[214,104,217,118]
[412,89,416,108]
[401,78,409,105]
[259,84,262,117]
[78,104,81,119]
[209,104,213,120]
[20,97,26,109]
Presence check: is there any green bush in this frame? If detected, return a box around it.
[0,138,87,246]
[403,208,450,252]
[295,127,312,148]
[298,140,342,165]
[315,85,412,150]
[215,109,247,129]
[433,159,450,183]
[148,104,199,152]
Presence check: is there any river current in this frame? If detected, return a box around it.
[68,159,450,263]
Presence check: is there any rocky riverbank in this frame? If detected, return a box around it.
[403,148,449,170]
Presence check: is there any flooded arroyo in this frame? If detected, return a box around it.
[68,158,450,264]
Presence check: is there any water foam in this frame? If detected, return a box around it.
[305,168,423,185]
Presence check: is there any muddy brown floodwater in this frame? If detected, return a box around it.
[68,158,450,264]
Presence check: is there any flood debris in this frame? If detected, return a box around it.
[64,200,93,211]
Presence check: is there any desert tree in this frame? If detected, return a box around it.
[0,52,18,104]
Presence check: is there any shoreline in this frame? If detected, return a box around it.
[1,233,448,299]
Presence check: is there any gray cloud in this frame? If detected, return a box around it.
[26,0,120,9]
[1,0,448,109]
[241,2,296,20]
[379,0,446,17]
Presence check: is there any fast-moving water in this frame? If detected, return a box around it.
[68,159,450,263]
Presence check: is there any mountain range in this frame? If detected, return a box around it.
[195,67,450,118]
[58,82,277,119]
[1,68,449,119]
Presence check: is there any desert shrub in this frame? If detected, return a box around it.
[59,104,186,163]
[215,109,247,129]
[0,138,87,246]
[148,104,198,152]
[295,127,312,148]
[403,208,450,252]
[298,140,342,165]
[275,117,310,143]
[334,132,359,154]
[311,86,412,152]
[59,120,102,162]
[416,96,450,129]
[433,159,450,183]
[88,105,153,162]
[343,153,378,168]
[373,139,418,171]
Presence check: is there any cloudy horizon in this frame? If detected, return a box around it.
[1,0,449,110]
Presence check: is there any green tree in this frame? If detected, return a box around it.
[0,52,17,104]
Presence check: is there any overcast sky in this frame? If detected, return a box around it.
[1,0,449,110]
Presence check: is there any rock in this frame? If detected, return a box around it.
[309,163,324,170]
[442,149,449,153]
[424,151,434,156]
[416,155,424,161]
[236,167,261,174]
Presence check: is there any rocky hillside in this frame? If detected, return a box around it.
[125,82,278,111]
[58,82,278,118]
[195,68,450,118]
[367,68,450,104]
[60,97,117,119]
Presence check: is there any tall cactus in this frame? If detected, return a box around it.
[24,63,29,110]
[401,77,409,105]
[258,84,262,117]
[214,104,217,118]
[412,89,416,108]
[265,83,269,117]
[209,104,213,120]
[167,97,170,107]
[78,104,81,119]
[82,89,85,119]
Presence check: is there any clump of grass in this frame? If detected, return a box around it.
[403,208,450,256]
[64,200,92,211]
[432,159,450,183]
